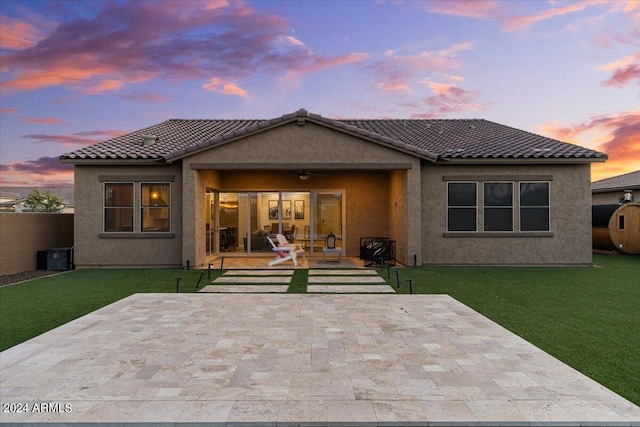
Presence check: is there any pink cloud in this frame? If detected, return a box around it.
[502,3,588,32]
[600,52,640,88]
[20,117,66,124]
[1,1,366,94]
[202,78,249,97]
[0,16,46,49]
[22,130,125,146]
[419,82,486,117]
[421,0,598,32]
[367,42,474,94]
[119,92,170,103]
[0,107,17,114]
[0,156,74,186]
[540,110,640,181]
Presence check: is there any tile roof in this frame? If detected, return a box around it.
[60,108,606,163]
[592,170,640,192]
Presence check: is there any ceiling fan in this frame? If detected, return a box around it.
[297,170,324,181]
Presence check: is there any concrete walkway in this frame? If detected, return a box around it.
[1,294,638,426]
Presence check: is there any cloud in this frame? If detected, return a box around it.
[416,82,486,118]
[0,107,17,114]
[202,77,249,97]
[1,1,366,94]
[600,52,640,88]
[540,110,640,180]
[0,16,47,49]
[502,3,588,32]
[0,156,74,186]
[22,130,125,146]
[367,41,474,94]
[20,117,66,124]
[119,91,170,103]
[7,156,73,174]
[421,0,598,32]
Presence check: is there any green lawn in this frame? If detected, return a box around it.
[1,255,638,405]
[0,268,221,352]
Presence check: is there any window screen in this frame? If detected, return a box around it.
[520,182,550,232]
[141,183,170,232]
[104,183,133,232]
[484,182,513,231]
[447,183,477,232]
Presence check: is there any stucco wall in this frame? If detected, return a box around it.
[181,121,421,265]
[421,163,593,265]
[74,164,183,268]
[0,213,74,275]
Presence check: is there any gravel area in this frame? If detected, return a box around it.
[0,270,60,287]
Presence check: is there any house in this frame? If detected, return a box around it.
[59,108,606,268]
[592,170,640,205]
[0,187,74,213]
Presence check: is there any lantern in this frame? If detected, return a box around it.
[327,232,336,249]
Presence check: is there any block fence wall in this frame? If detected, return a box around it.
[0,213,74,276]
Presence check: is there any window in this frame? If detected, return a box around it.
[484,182,513,231]
[618,215,625,231]
[141,183,170,232]
[447,182,477,232]
[520,182,550,232]
[104,183,133,232]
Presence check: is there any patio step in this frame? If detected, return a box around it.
[199,268,395,293]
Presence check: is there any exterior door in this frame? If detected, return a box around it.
[315,192,343,248]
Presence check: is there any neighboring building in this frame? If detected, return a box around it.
[60,108,606,268]
[592,170,640,205]
[0,187,74,213]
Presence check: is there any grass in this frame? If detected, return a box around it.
[1,255,638,405]
[0,268,222,352]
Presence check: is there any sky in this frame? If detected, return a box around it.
[1,0,638,187]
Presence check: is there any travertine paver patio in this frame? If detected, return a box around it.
[1,294,639,426]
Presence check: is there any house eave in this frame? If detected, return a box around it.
[59,158,165,165]
[439,157,607,165]
[189,162,415,171]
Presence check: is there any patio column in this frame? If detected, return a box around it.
[182,166,206,267]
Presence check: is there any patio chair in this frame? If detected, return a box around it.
[276,233,305,258]
[267,236,301,266]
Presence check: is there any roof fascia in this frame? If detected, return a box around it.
[439,157,607,165]
[59,158,163,165]
[592,185,640,193]
[189,162,414,170]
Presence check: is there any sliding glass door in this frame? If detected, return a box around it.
[209,190,342,254]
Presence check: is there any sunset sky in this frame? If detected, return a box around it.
[1,0,638,186]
